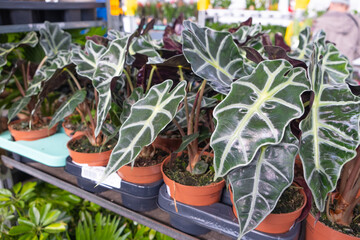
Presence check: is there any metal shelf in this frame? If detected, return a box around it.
[0,20,106,34]
[1,155,232,240]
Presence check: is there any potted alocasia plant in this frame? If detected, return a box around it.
[182,19,360,239]
[0,22,73,141]
[291,28,360,240]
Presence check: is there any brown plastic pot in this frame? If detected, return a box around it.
[117,144,170,184]
[161,152,225,206]
[153,134,182,151]
[67,135,112,166]
[230,184,307,234]
[306,212,360,240]
[62,122,85,138]
[8,119,58,141]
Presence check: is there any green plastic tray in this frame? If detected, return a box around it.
[0,128,70,167]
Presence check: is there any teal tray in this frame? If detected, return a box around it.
[0,128,70,167]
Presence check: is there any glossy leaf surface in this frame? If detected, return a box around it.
[299,43,360,212]
[182,21,244,94]
[39,22,71,58]
[229,128,298,238]
[211,60,310,178]
[102,80,186,180]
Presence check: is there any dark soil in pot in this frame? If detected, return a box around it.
[68,135,116,153]
[11,118,51,131]
[311,202,360,237]
[272,185,305,214]
[63,120,87,131]
[163,152,222,186]
[131,147,169,167]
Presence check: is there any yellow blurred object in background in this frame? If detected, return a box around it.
[125,0,137,16]
[295,0,310,10]
[197,0,210,11]
[110,0,123,15]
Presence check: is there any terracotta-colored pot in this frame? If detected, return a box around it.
[117,144,170,184]
[67,135,112,166]
[161,152,225,206]
[8,119,58,141]
[153,134,182,152]
[306,212,360,240]
[230,184,307,234]
[62,122,85,138]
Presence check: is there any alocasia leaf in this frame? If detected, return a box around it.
[120,87,144,124]
[102,80,186,180]
[0,31,38,67]
[92,36,130,137]
[299,42,360,212]
[49,90,86,128]
[211,60,310,178]
[182,20,244,94]
[71,40,107,79]
[129,36,161,58]
[39,21,71,59]
[0,66,16,94]
[289,27,312,61]
[231,24,262,45]
[228,127,299,239]
[8,51,71,121]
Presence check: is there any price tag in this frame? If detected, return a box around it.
[81,166,121,189]
[166,185,171,197]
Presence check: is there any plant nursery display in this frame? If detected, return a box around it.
[1,10,360,240]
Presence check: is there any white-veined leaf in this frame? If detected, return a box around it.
[0,31,38,67]
[102,80,186,180]
[229,127,298,239]
[7,51,71,122]
[289,27,312,61]
[92,36,130,137]
[211,60,310,178]
[299,42,360,212]
[49,90,86,128]
[71,40,107,79]
[39,21,71,59]
[182,20,244,94]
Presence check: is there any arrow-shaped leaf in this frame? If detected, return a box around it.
[299,42,360,212]
[49,90,86,128]
[102,80,186,180]
[228,127,298,238]
[289,27,312,61]
[0,31,38,68]
[8,51,71,122]
[182,21,244,94]
[211,60,310,178]
[39,21,71,59]
[92,36,130,137]
[71,40,107,79]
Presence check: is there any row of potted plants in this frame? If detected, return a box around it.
[1,15,360,239]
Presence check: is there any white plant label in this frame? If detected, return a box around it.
[81,166,121,189]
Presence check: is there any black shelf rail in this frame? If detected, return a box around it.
[1,155,231,240]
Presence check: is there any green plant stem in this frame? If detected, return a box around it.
[146,65,157,93]
[64,68,81,90]
[67,79,76,93]
[124,69,134,93]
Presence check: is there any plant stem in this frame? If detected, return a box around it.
[25,61,30,90]
[36,56,48,73]
[64,68,82,90]
[193,80,207,147]
[13,75,25,97]
[67,79,76,93]
[172,118,186,137]
[146,65,157,93]
[124,69,134,93]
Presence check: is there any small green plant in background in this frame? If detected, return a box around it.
[0,181,174,240]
